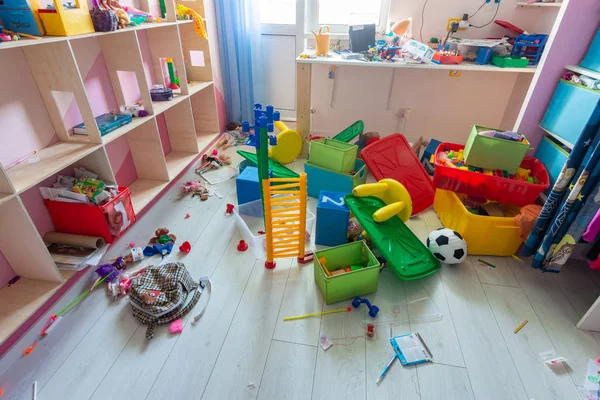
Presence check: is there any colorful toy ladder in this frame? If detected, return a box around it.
[263,174,308,269]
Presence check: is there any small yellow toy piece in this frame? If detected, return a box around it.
[176,4,208,39]
[268,120,303,165]
[352,179,412,223]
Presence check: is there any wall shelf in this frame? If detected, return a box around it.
[516,2,562,6]
[0,20,194,51]
[6,142,101,193]
[0,0,221,347]
[565,64,600,81]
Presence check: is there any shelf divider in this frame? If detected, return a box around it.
[98,30,154,115]
[22,41,103,144]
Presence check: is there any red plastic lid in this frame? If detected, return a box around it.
[495,20,524,35]
[360,134,435,215]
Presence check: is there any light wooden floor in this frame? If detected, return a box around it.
[1,147,600,400]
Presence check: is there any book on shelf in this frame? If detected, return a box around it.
[73,113,133,136]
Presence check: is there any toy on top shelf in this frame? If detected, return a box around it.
[175,3,207,39]
[345,179,440,280]
[0,0,45,36]
[360,134,435,215]
[243,104,302,165]
[38,0,95,36]
[165,58,180,89]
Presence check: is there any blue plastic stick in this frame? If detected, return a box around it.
[376,355,397,385]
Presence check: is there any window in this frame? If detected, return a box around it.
[308,0,390,34]
[260,0,297,25]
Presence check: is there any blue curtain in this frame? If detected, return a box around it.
[214,0,263,123]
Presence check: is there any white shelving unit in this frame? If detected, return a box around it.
[0,0,220,345]
[516,2,562,7]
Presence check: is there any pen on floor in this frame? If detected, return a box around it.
[376,355,397,385]
[32,381,37,400]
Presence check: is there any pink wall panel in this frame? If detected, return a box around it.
[19,173,65,236]
[156,114,172,155]
[0,250,15,290]
[106,135,139,187]
[0,49,58,168]
[516,0,600,150]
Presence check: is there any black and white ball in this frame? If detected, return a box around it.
[427,228,467,264]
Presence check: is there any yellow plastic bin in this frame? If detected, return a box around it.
[433,189,522,256]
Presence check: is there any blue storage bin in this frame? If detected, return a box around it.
[236,166,261,205]
[305,159,367,198]
[541,80,600,146]
[581,28,600,73]
[316,191,350,247]
[535,136,569,188]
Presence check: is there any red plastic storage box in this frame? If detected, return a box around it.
[432,142,549,206]
[44,186,136,244]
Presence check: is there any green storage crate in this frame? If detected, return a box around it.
[463,125,530,174]
[308,139,358,174]
[492,56,529,68]
[314,241,380,305]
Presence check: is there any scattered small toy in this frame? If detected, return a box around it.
[179,241,192,253]
[237,240,248,252]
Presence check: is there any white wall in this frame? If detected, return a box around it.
[309,0,560,144]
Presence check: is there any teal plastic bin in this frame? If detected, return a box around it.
[305,159,367,198]
[535,136,569,189]
[581,28,600,73]
[541,80,600,146]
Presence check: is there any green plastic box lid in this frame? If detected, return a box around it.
[344,195,440,280]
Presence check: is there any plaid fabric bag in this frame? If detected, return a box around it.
[129,262,211,339]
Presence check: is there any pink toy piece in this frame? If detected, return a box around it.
[212,149,218,156]
[185,213,191,219]
[169,319,183,334]
[129,242,136,247]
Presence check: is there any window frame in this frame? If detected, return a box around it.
[305,0,392,35]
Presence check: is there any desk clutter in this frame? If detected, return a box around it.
[302,10,549,68]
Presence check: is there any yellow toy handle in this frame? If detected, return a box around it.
[274,120,288,132]
[319,25,331,35]
[352,183,388,197]
[373,201,406,222]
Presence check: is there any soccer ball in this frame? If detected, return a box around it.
[426,228,467,264]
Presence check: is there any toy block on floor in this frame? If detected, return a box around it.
[236,166,261,205]
[316,191,350,247]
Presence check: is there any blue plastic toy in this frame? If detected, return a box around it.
[352,296,379,317]
[235,166,261,205]
[242,104,279,149]
[316,191,350,247]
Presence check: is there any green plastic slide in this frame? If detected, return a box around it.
[332,120,364,143]
[344,195,440,280]
[237,150,300,180]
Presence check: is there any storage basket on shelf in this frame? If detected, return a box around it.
[314,241,380,305]
[510,34,548,66]
[44,186,136,244]
[541,80,600,146]
[433,189,522,256]
[433,142,549,206]
[308,138,358,174]
[581,27,600,73]
[304,159,367,198]
[463,125,530,174]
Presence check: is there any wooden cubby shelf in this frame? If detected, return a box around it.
[6,142,101,193]
[0,0,220,346]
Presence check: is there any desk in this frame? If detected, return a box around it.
[295,53,537,156]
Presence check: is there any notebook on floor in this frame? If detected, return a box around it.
[390,333,433,366]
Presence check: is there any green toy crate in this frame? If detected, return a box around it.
[308,138,358,174]
[463,125,530,174]
[314,241,380,305]
[492,56,529,68]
